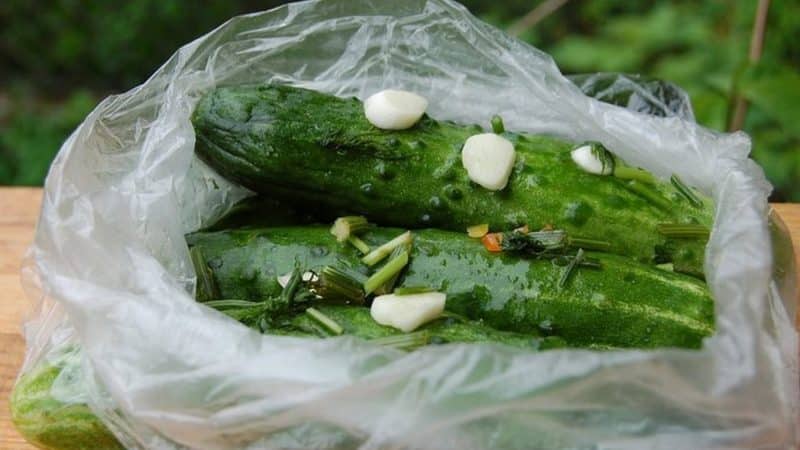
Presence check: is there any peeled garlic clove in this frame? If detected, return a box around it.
[364,89,428,130]
[571,144,613,175]
[370,292,446,333]
[461,133,516,191]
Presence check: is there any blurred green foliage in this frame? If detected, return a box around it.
[1,0,798,199]
[466,0,800,200]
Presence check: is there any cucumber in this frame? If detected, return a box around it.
[279,305,568,350]
[10,353,123,450]
[187,226,714,349]
[192,84,712,276]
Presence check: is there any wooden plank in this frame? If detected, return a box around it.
[0,187,798,449]
[0,333,28,450]
[773,204,800,275]
[0,188,39,449]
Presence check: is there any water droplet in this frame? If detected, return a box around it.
[311,247,329,257]
[387,137,400,147]
[408,140,426,150]
[420,213,431,223]
[374,162,394,180]
[563,201,593,226]
[443,184,463,200]
[360,183,374,196]
[623,272,636,283]
[428,196,443,209]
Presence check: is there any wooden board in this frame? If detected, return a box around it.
[1,188,42,450]
[0,187,798,449]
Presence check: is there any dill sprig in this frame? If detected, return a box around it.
[305,307,344,335]
[500,230,568,257]
[204,267,316,332]
[314,265,366,304]
[670,174,703,208]
[588,142,616,175]
[191,246,220,302]
[624,180,671,209]
[491,115,505,134]
[370,331,432,351]
[558,248,585,289]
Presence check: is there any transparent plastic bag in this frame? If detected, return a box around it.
[568,72,696,121]
[16,1,798,448]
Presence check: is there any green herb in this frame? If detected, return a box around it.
[656,263,675,272]
[670,174,703,208]
[624,180,671,209]
[613,165,656,184]
[370,330,431,350]
[347,235,371,254]
[330,216,370,242]
[315,266,366,304]
[362,231,413,266]
[577,255,602,269]
[203,299,258,309]
[204,267,317,330]
[500,230,568,257]
[568,236,612,252]
[190,246,219,302]
[558,248,585,289]
[657,223,710,239]
[588,142,616,175]
[394,286,436,295]
[490,115,505,134]
[374,244,411,295]
[281,267,316,304]
[586,142,656,184]
[305,307,344,335]
[364,250,410,295]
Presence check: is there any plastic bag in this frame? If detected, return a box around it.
[17,0,798,448]
[568,73,696,121]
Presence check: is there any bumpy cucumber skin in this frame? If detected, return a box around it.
[187,226,714,349]
[280,305,568,350]
[10,361,122,450]
[192,84,712,275]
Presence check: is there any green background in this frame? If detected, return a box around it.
[1,0,798,199]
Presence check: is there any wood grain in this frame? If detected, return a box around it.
[0,187,797,449]
[0,188,41,450]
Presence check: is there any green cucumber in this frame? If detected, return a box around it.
[9,313,564,450]
[192,84,713,276]
[10,352,123,450]
[278,305,568,350]
[187,226,714,348]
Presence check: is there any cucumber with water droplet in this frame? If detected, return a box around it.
[192,84,713,277]
[187,226,714,349]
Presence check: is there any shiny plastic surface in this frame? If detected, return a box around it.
[18,1,798,448]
